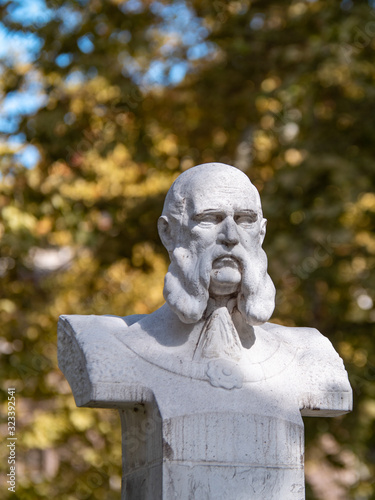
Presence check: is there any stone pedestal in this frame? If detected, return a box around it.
[58,312,352,500]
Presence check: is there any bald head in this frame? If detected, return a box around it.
[162,163,263,226]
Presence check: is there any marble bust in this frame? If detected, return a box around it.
[58,163,352,499]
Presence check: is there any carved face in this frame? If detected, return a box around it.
[159,163,275,325]
[183,180,266,297]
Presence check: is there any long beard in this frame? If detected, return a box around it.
[163,243,275,325]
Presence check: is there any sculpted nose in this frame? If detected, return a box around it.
[218,217,239,247]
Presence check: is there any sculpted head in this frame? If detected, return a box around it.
[158,163,275,325]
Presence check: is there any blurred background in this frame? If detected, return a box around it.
[0,0,374,498]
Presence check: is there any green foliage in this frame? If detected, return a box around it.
[1,0,374,498]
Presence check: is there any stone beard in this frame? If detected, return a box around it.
[163,238,275,326]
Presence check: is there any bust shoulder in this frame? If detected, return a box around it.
[57,314,155,408]
[261,322,352,416]
[262,322,337,356]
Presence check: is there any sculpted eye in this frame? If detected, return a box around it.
[195,213,222,225]
[235,212,258,227]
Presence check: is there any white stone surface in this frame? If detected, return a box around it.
[58,163,352,500]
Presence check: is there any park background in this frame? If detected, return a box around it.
[0,0,374,498]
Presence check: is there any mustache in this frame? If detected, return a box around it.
[198,244,258,286]
[212,255,240,270]
[210,244,260,266]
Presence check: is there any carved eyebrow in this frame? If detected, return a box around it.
[235,210,258,220]
[192,209,258,221]
[193,209,225,218]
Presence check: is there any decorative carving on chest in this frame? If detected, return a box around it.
[194,298,241,361]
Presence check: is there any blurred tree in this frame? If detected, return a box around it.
[0,0,374,498]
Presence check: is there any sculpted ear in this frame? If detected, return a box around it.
[158,215,174,252]
[259,218,267,246]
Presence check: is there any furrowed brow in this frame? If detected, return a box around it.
[235,209,258,216]
[235,210,258,221]
[194,209,225,217]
